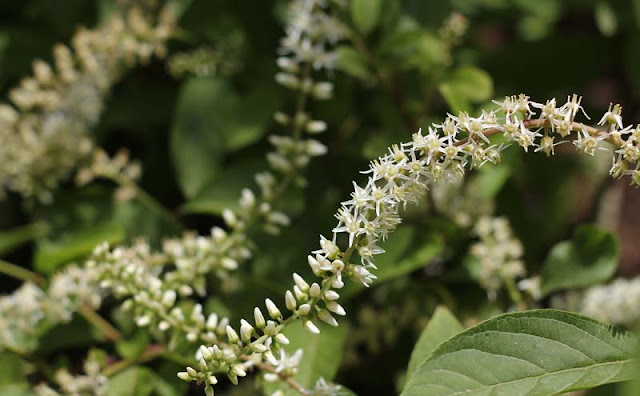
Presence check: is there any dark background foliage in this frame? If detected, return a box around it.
[1,0,640,394]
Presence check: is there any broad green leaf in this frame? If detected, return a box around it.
[0,222,48,256]
[438,66,493,113]
[376,234,442,283]
[540,225,618,296]
[622,374,640,396]
[402,309,638,396]
[0,384,31,396]
[171,78,273,198]
[181,158,263,216]
[404,32,447,72]
[116,329,151,360]
[263,321,348,396]
[350,0,383,35]
[34,222,125,274]
[108,367,177,396]
[0,353,30,393]
[342,227,442,299]
[335,46,371,80]
[470,165,510,199]
[407,306,463,380]
[438,83,469,115]
[170,78,226,198]
[513,0,561,41]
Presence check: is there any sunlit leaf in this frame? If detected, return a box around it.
[403,310,638,396]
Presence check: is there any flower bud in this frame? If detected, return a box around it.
[265,298,282,319]
[293,273,310,292]
[285,290,297,311]
[318,309,338,327]
[226,325,239,344]
[275,333,290,345]
[309,283,321,298]
[254,307,266,328]
[304,320,320,334]
[240,319,254,342]
[324,290,340,301]
[298,304,311,316]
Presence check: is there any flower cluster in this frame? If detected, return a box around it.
[34,350,108,396]
[88,239,244,348]
[180,93,640,394]
[0,3,348,393]
[171,0,347,297]
[167,27,245,79]
[278,0,347,71]
[552,276,640,327]
[0,265,100,353]
[469,216,525,299]
[0,1,178,202]
[76,149,142,201]
[4,89,635,394]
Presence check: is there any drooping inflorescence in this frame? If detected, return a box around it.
[179,93,640,394]
[469,216,525,300]
[2,90,637,394]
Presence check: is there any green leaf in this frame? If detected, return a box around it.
[335,46,371,80]
[171,78,274,198]
[350,0,383,35]
[116,329,151,360]
[181,157,263,216]
[0,384,31,396]
[170,78,227,198]
[407,306,464,380]
[342,226,442,299]
[540,225,618,296]
[470,165,511,199]
[402,309,638,396]
[438,66,493,113]
[34,222,125,274]
[0,353,30,390]
[0,222,48,256]
[262,321,348,396]
[108,367,177,396]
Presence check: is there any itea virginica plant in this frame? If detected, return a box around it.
[174,94,640,394]
[3,90,638,395]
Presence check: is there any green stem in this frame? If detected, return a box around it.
[101,344,166,377]
[78,305,124,343]
[0,221,49,256]
[108,175,182,229]
[503,277,526,311]
[0,259,45,285]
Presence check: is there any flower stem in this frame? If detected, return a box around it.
[108,174,182,229]
[0,259,45,285]
[248,359,311,395]
[0,221,49,256]
[503,277,526,311]
[101,344,166,377]
[78,304,124,343]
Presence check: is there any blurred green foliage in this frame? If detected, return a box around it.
[1,0,639,394]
